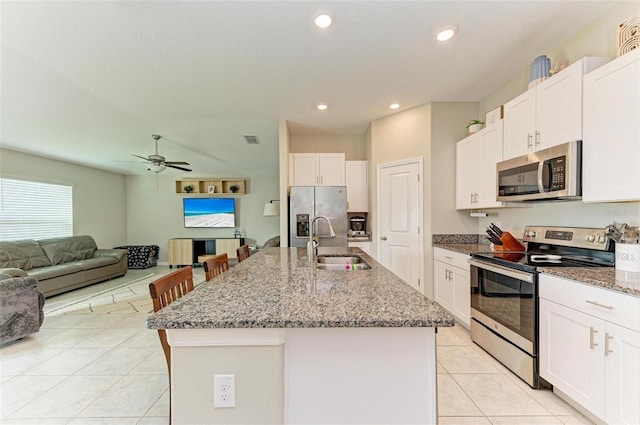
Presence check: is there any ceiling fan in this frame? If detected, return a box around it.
[132,134,192,173]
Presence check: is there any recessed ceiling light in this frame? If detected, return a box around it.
[390,103,400,109]
[317,103,328,110]
[314,14,333,29]
[435,25,458,42]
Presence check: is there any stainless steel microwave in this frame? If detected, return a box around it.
[496,141,581,202]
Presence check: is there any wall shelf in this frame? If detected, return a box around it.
[175,178,246,194]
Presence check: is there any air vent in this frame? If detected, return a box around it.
[244,135,260,144]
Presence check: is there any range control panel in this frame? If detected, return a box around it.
[522,226,610,250]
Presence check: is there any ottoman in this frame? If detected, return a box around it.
[114,245,159,269]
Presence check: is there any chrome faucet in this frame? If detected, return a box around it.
[308,215,336,262]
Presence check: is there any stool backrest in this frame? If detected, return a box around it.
[203,253,229,281]
[236,244,250,263]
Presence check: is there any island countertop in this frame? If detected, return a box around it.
[146,247,454,329]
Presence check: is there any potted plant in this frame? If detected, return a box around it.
[229,185,239,193]
[183,185,194,193]
[466,119,484,135]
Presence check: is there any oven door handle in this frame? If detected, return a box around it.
[468,259,535,283]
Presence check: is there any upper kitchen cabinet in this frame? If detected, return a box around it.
[346,160,368,212]
[503,57,610,160]
[583,49,640,203]
[290,153,346,186]
[456,120,504,210]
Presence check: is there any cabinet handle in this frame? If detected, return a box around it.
[444,256,453,260]
[589,327,598,349]
[470,193,474,204]
[535,131,541,147]
[527,133,533,148]
[585,300,614,310]
[605,333,613,356]
[474,193,479,203]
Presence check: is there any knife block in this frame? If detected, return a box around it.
[494,232,525,252]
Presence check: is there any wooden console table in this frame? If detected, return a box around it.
[168,238,245,268]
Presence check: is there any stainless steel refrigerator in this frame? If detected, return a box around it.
[289,186,348,247]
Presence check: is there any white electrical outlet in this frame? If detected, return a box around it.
[214,374,235,408]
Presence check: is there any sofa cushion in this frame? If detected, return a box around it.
[0,240,51,270]
[27,263,84,281]
[38,236,97,266]
[69,256,119,271]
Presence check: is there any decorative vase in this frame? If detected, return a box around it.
[468,123,483,135]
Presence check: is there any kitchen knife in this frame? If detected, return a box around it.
[486,227,503,243]
[490,223,503,236]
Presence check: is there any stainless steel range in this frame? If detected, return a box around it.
[469,226,615,388]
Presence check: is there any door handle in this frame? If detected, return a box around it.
[380,236,387,241]
[589,327,598,349]
[605,333,613,356]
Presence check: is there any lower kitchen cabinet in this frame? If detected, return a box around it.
[539,274,640,424]
[433,248,470,328]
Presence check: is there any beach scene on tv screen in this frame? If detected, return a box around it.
[184,198,235,228]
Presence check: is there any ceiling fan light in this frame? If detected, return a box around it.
[148,164,166,173]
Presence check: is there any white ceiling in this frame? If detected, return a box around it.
[0,1,617,176]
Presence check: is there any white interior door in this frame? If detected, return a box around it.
[377,159,423,292]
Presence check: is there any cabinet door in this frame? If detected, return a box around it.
[539,299,605,418]
[216,239,241,260]
[583,49,640,202]
[433,261,454,313]
[292,153,321,186]
[535,62,583,150]
[319,153,346,186]
[168,239,193,266]
[477,121,503,208]
[451,266,470,328]
[604,323,640,425]
[503,90,536,160]
[346,161,368,212]
[348,241,371,255]
[455,135,481,209]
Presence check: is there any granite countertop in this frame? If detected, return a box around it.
[432,236,639,297]
[146,247,454,330]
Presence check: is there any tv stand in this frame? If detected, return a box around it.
[168,237,245,268]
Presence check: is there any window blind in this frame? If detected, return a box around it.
[0,177,73,241]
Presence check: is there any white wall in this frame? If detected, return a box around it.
[0,148,127,248]
[125,174,280,262]
[289,134,366,160]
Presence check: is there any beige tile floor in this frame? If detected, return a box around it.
[0,266,594,424]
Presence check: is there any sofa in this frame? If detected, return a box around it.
[0,271,45,344]
[0,235,127,298]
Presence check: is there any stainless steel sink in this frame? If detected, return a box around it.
[316,263,372,271]
[317,255,364,264]
[315,255,371,270]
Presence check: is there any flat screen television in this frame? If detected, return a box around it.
[183,198,236,228]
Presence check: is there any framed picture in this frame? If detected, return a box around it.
[208,185,216,194]
[485,105,503,125]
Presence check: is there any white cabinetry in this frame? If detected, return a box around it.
[583,49,640,203]
[539,274,640,424]
[433,248,470,328]
[456,120,504,210]
[290,153,346,186]
[503,57,609,160]
[345,160,368,212]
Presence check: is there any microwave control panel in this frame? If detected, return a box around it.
[550,157,566,190]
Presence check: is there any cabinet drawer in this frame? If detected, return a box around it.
[433,247,470,271]
[540,274,640,332]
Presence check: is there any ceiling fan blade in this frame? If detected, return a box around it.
[131,154,150,162]
[164,161,190,165]
[166,164,192,172]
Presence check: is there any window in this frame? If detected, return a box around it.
[0,177,73,241]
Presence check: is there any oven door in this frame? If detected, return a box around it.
[469,259,538,355]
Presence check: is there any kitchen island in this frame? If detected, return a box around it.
[146,247,454,424]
